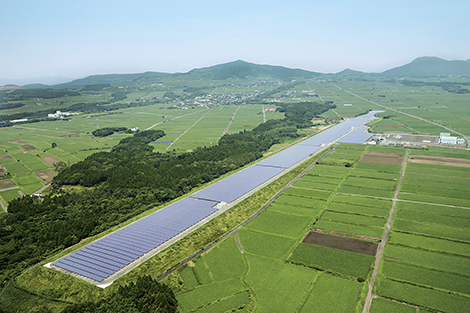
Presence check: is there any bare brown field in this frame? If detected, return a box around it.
[0,179,16,188]
[40,156,61,167]
[20,144,37,151]
[35,171,57,183]
[302,231,378,256]
[409,155,470,164]
[0,156,12,161]
[365,151,404,158]
[408,158,470,168]
[359,155,404,165]
[329,230,380,241]
[11,140,26,144]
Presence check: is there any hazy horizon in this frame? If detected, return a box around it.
[2,0,469,82]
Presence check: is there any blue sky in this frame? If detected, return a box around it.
[1,0,469,81]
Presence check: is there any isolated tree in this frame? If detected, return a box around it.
[51,142,57,148]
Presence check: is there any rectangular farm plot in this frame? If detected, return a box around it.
[406,162,470,178]
[305,164,351,178]
[343,176,397,191]
[337,185,395,198]
[400,181,470,200]
[293,179,339,191]
[238,228,297,260]
[176,279,247,313]
[254,263,319,313]
[244,210,314,238]
[332,194,392,209]
[283,187,331,200]
[40,156,61,167]
[0,189,22,203]
[408,154,470,168]
[375,278,470,313]
[321,211,387,228]
[370,298,416,313]
[398,192,470,208]
[388,231,470,257]
[2,162,30,175]
[314,220,384,238]
[13,154,49,171]
[396,201,470,220]
[289,243,375,279]
[275,194,327,209]
[0,179,16,189]
[300,274,362,313]
[383,245,470,276]
[359,150,404,165]
[327,202,390,218]
[266,202,321,218]
[381,259,470,295]
[354,161,402,174]
[302,231,378,256]
[349,168,399,181]
[393,219,470,242]
[35,171,57,183]
[201,236,245,283]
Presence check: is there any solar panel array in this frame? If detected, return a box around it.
[52,112,381,283]
[53,198,218,282]
[192,165,285,203]
[337,126,375,144]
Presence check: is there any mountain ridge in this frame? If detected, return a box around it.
[3,56,469,88]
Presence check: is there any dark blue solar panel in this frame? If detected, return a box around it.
[191,165,285,203]
[256,144,322,168]
[53,198,218,282]
[337,126,374,144]
[53,262,106,282]
[52,111,384,283]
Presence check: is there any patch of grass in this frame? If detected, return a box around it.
[299,273,362,313]
[375,278,470,313]
[381,259,470,295]
[370,297,416,313]
[244,210,315,238]
[238,228,297,260]
[383,244,470,276]
[388,231,470,257]
[289,243,375,279]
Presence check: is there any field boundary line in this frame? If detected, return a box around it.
[154,147,334,282]
[166,109,211,150]
[221,105,241,137]
[362,149,409,313]
[145,109,204,131]
[332,83,469,144]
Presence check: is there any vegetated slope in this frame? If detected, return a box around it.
[178,60,320,80]
[381,56,470,77]
[0,101,333,292]
[24,71,170,89]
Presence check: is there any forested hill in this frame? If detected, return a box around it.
[0,101,334,295]
[381,57,470,77]
[186,60,320,80]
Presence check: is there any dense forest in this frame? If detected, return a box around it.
[0,101,333,311]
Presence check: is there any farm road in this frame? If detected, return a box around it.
[155,146,335,282]
[221,105,241,137]
[362,149,409,313]
[332,83,469,144]
[166,109,211,150]
[145,109,204,131]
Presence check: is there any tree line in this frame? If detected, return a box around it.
[0,101,333,311]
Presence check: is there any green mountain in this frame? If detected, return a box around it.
[381,57,470,77]
[187,60,320,80]
[24,71,169,89]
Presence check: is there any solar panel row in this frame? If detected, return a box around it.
[53,198,218,282]
[52,112,380,283]
[337,126,375,144]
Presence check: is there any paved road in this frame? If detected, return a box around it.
[362,149,409,313]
